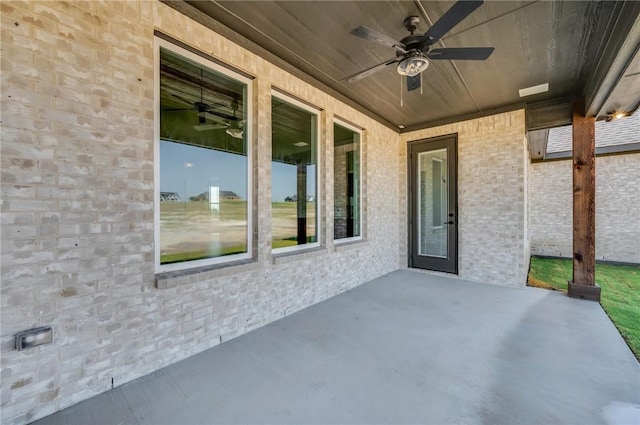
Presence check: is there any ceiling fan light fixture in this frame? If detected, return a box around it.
[226,128,243,139]
[397,54,429,77]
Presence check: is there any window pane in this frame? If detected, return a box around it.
[159,47,248,265]
[432,159,442,227]
[271,98,317,249]
[334,123,360,239]
[418,149,447,258]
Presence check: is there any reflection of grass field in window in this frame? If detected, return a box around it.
[271,202,316,249]
[528,256,640,361]
[160,201,317,263]
[161,246,247,264]
[160,200,247,264]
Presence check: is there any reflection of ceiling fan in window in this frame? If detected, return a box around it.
[162,69,244,138]
[224,99,243,139]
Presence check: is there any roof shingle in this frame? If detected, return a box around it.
[546,112,640,153]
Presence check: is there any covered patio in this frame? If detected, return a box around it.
[2,1,640,423]
[33,270,639,425]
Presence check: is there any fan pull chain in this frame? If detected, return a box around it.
[420,73,423,95]
[400,75,403,107]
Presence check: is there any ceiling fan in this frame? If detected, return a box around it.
[346,0,494,91]
[163,69,242,132]
[223,99,244,139]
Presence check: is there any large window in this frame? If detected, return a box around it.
[271,93,319,251]
[155,39,252,271]
[334,121,361,240]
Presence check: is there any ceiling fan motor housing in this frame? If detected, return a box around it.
[403,16,420,34]
[398,34,426,56]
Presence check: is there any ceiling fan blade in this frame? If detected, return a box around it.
[202,109,239,122]
[407,75,421,92]
[428,47,494,60]
[350,26,407,53]
[420,0,484,47]
[170,93,195,106]
[345,57,402,83]
[194,123,227,131]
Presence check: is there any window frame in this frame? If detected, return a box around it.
[333,118,363,244]
[270,89,321,254]
[154,37,254,273]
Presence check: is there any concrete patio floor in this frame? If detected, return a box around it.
[33,270,640,425]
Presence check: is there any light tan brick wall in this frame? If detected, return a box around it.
[0,2,400,423]
[529,154,640,263]
[400,111,529,287]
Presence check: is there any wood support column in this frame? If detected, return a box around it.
[568,98,600,301]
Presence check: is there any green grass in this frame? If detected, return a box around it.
[161,246,246,264]
[528,256,640,361]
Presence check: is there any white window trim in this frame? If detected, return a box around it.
[333,118,363,244]
[271,89,321,254]
[154,37,253,273]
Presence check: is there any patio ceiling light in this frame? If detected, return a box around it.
[605,111,627,122]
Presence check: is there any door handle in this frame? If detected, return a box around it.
[444,221,454,225]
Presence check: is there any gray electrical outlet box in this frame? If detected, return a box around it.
[15,326,53,351]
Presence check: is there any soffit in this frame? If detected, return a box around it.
[172,0,639,133]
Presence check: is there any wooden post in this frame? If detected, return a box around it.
[568,98,600,301]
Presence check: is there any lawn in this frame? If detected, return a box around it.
[528,256,640,361]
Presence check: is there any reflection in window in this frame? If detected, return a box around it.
[418,149,447,258]
[334,123,361,239]
[271,96,318,250]
[432,158,443,227]
[158,46,249,267]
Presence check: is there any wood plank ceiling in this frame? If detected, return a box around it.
[172,0,639,132]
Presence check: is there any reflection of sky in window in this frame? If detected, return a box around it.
[161,141,316,201]
[272,162,317,202]
[160,141,247,200]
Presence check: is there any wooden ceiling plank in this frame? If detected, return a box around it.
[167,0,636,132]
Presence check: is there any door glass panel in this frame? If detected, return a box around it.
[418,149,448,258]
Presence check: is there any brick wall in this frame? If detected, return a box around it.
[1,2,536,423]
[529,154,640,263]
[400,111,529,287]
[0,2,400,423]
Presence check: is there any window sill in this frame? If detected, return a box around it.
[155,258,260,289]
[334,239,368,252]
[272,246,328,265]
